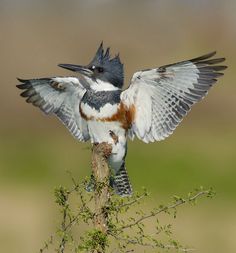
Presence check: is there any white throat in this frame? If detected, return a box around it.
[84,77,119,92]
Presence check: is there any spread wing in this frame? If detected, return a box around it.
[17,77,90,141]
[121,52,227,142]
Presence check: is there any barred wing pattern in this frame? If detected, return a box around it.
[17,77,90,141]
[121,52,227,143]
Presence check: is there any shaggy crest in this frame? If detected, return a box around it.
[90,42,122,66]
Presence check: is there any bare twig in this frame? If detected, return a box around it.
[118,190,209,231]
[110,233,195,252]
[116,192,148,210]
[39,236,53,253]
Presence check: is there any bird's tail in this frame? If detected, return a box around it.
[111,162,132,197]
[86,163,132,197]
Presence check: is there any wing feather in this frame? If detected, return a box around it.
[121,52,227,142]
[17,77,90,141]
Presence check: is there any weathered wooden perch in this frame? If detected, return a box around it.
[91,142,112,253]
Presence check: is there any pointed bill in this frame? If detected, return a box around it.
[58,64,93,76]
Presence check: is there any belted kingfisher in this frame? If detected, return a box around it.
[17,43,227,196]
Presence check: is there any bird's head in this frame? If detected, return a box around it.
[58,42,124,89]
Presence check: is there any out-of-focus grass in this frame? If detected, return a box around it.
[129,129,236,199]
[0,132,90,187]
[1,124,235,200]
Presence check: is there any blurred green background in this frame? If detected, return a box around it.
[0,0,235,252]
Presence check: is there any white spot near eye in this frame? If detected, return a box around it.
[92,65,96,70]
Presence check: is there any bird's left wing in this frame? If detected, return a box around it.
[17,77,90,141]
[121,52,227,142]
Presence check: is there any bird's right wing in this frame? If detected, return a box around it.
[17,77,90,141]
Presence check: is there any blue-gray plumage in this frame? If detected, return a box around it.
[82,89,121,110]
[16,42,227,196]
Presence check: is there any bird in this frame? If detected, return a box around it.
[17,42,227,197]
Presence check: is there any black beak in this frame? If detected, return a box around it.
[58,64,93,76]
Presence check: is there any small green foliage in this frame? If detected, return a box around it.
[54,186,69,207]
[79,229,108,252]
[207,187,216,198]
[40,173,215,253]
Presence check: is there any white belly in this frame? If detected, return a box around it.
[88,120,124,143]
[88,120,127,172]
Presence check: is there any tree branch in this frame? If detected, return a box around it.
[91,142,112,253]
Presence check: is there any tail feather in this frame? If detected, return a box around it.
[85,164,132,197]
[113,163,132,197]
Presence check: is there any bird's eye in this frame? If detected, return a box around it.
[97,67,104,73]
[90,65,104,73]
